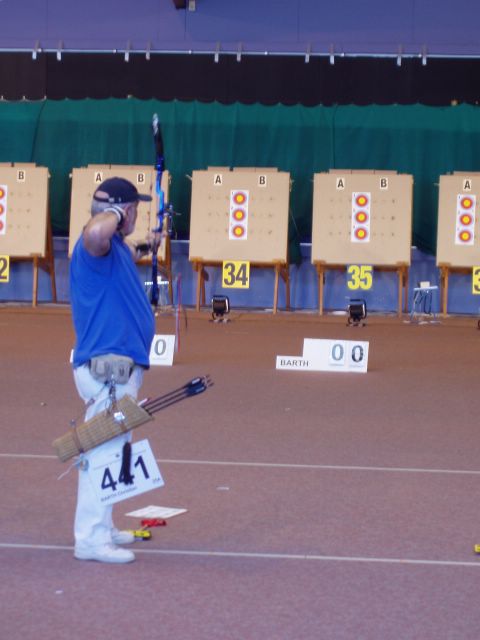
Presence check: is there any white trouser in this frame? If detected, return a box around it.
[73,364,144,549]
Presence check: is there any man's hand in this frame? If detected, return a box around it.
[147,229,164,252]
[129,230,163,261]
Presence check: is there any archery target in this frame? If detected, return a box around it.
[311,172,413,266]
[0,168,49,257]
[189,170,290,263]
[455,194,476,246]
[68,166,168,257]
[351,192,371,243]
[229,190,249,240]
[0,185,7,235]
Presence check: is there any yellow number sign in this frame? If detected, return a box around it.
[347,265,373,290]
[222,261,250,289]
[0,255,9,283]
[472,266,480,294]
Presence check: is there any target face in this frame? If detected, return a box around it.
[229,189,249,241]
[460,197,473,209]
[455,192,476,246]
[355,194,369,207]
[351,192,371,244]
[233,209,246,221]
[355,211,369,224]
[233,192,247,205]
[0,185,7,236]
[232,225,246,238]
[460,213,473,225]
[354,227,369,240]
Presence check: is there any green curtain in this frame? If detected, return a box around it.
[1,98,480,256]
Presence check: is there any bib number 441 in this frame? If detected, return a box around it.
[88,439,164,506]
[101,454,151,492]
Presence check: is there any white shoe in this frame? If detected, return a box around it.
[111,528,135,545]
[74,543,135,564]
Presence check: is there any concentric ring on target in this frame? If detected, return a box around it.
[233,191,247,205]
[459,230,472,242]
[460,197,474,209]
[0,205,4,215]
[233,208,246,221]
[355,227,368,240]
[355,211,369,223]
[460,213,473,225]
[355,194,369,207]
[232,225,246,238]
[0,220,3,231]
[0,189,4,199]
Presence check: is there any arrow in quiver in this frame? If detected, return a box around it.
[53,375,213,462]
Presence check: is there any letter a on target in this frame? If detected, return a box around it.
[229,190,249,240]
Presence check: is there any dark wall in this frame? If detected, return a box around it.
[2,1,480,105]
[2,53,480,105]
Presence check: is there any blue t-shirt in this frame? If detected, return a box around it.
[70,233,155,368]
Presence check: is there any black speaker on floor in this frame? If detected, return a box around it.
[347,299,367,327]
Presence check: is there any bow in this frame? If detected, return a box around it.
[149,114,186,351]
[150,113,165,307]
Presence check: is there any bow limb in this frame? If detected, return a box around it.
[150,113,165,307]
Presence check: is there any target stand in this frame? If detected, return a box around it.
[311,170,413,316]
[437,264,472,317]
[314,262,408,317]
[26,214,57,307]
[189,168,291,314]
[0,164,57,306]
[191,258,290,313]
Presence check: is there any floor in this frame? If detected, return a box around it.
[1,306,480,639]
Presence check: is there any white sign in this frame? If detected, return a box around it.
[87,439,164,506]
[149,334,175,366]
[276,338,369,373]
[125,506,187,519]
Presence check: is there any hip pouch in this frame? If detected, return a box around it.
[89,354,135,385]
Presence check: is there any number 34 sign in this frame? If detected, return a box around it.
[222,260,250,288]
[87,439,164,507]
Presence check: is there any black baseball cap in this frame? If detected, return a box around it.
[93,177,152,204]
